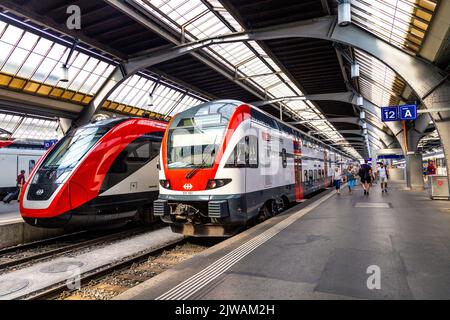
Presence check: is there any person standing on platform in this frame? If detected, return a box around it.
[333,166,342,194]
[427,160,436,175]
[346,165,356,194]
[378,162,389,193]
[359,160,372,195]
[17,170,25,203]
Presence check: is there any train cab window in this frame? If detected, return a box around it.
[281,148,287,168]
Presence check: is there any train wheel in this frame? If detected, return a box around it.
[281,196,290,211]
[258,204,272,222]
[269,200,281,217]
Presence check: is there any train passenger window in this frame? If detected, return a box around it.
[309,170,313,181]
[225,135,258,168]
[128,142,150,162]
[235,139,246,167]
[248,136,258,168]
[281,148,287,168]
[151,142,161,159]
[314,169,317,180]
[304,170,308,181]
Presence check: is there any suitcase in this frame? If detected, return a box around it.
[3,189,19,203]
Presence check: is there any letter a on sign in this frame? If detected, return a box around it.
[399,104,417,120]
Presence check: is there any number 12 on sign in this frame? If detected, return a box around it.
[381,107,399,122]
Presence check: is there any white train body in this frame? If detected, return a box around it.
[154,100,351,236]
[0,147,44,196]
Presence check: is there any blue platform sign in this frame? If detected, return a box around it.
[44,139,58,149]
[381,106,399,122]
[399,104,417,120]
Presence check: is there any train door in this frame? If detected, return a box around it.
[0,154,17,189]
[261,131,272,189]
[18,155,39,180]
[294,137,303,201]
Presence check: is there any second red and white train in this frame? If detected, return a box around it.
[154,100,351,236]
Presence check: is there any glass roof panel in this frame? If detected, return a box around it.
[351,0,438,54]
[0,16,208,119]
[132,0,361,157]
[0,112,62,140]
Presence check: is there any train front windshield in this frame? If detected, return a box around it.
[42,126,108,171]
[167,101,238,169]
[32,126,109,185]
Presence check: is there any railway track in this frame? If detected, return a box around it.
[0,224,160,273]
[23,238,187,300]
[20,237,221,300]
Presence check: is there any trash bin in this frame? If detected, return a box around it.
[428,175,450,200]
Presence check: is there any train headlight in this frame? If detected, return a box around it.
[206,179,231,189]
[159,179,171,189]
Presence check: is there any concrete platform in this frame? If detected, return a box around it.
[116,182,450,300]
[0,202,21,224]
[0,202,64,249]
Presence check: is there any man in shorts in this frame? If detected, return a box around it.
[359,160,372,195]
[377,162,389,193]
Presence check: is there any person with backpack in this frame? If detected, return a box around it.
[377,162,390,193]
[359,160,372,195]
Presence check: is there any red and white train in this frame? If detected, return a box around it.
[154,100,351,236]
[20,117,166,229]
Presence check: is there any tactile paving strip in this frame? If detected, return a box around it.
[354,202,391,208]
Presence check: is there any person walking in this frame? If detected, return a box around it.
[333,166,342,194]
[346,165,356,194]
[427,160,436,175]
[378,162,390,193]
[17,170,25,202]
[359,160,373,195]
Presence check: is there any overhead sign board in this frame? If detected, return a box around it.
[44,139,58,149]
[399,104,417,120]
[381,106,398,122]
[381,104,417,122]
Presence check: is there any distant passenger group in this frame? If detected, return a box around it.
[334,160,390,196]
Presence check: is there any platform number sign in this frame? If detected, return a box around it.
[44,139,58,149]
[399,104,417,120]
[381,106,399,122]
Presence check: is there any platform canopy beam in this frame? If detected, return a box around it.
[78,14,449,187]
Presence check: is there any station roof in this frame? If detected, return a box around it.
[0,0,446,158]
